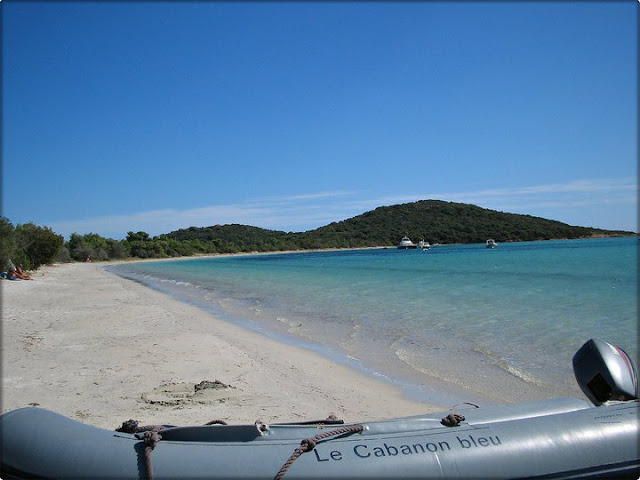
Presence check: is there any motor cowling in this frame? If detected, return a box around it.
[573,338,638,406]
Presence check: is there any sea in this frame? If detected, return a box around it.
[107,237,638,408]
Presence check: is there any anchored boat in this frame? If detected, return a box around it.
[397,236,418,249]
[418,239,431,250]
[1,338,638,479]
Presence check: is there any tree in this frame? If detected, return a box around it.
[14,223,64,269]
[68,233,94,261]
[107,239,128,259]
[0,217,16,270]
[127,231,150,242]
[66,232,124,261]
[124,231,153,258]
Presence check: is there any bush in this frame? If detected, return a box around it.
[107,240,128,259]
[0,217,16,270]
[55,246,73,263]
[72,245,95,262]
[94,247,109,261]
[14,223,64,269]
[66,233,128,261]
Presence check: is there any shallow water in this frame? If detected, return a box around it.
[108,237,638,407]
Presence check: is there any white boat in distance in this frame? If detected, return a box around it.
[418,239,431,250]
[397,236,418,249]
[486,239,498,248]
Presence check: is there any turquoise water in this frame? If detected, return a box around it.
[108,237,638,407]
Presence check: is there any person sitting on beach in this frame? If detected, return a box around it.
[6,267,19,280]
[15,264,32,280]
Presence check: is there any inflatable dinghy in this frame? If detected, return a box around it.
[1,339,638,480]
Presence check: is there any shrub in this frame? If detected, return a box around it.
[107,240,128,259]
[14,223,64,269]
[0,217,16,270]
[55,246,73,263]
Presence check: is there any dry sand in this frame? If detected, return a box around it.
[1,262,437,430]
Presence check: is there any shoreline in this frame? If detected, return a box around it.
[107,262,506,408]
[2,262,438,429]
[107,244,591,407]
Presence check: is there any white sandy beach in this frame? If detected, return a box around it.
[1,262,437,430]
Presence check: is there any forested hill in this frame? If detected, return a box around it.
[3,200,633,268]
[165,200,632,252]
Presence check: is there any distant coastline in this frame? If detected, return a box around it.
[3,200,635,272]
[100,200,636,262]
[105,235,635,269]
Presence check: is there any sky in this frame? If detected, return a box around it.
[2,1,637,240]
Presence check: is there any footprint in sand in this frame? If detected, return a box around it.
[141,380,237,406]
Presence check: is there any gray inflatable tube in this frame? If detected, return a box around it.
[1,398,638,479]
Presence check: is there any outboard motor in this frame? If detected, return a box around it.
[573,338,638,405]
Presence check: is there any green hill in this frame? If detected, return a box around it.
[163,224,295,253]
[165,200,632,252]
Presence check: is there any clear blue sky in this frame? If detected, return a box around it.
[2,1,637,240]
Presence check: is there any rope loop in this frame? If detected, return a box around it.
[116,420,166,435]
[139,429,163,480]
[440,413,465,427]
[300,438,316,451]
[274,424,364,480]
[143,430,162,450]
[116,419,140,434]
[204,419,228,425]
